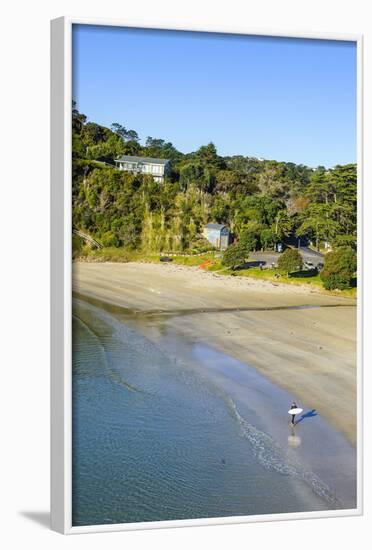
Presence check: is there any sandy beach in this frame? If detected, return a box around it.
[73,261,357,445]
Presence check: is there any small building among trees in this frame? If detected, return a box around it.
[203,223,232,250]
[115,155,171,182]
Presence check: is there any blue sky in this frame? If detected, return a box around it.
[72,25,356,168]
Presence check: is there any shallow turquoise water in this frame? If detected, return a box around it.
[72,298,342,527]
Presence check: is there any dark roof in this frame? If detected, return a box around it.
[204,223,228,230]
[115,155,170,165]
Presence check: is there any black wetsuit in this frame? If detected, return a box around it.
[290,404,297,425]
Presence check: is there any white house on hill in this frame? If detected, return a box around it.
[115,155,171,182]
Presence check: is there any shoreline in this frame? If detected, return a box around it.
[73,294,357,510]
[73,261,357,445]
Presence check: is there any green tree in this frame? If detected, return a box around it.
[277,248,303,275]
[258,161,290,199]
[239,227,258,254]
[194,143,225,169]
[215,170,241,193]
[179,161,214,194]
[273,209,293,240]
[120,139,142,156]
[306,169,331,204]
[320,247,356,290]
[260,227,278,251]
[82,122,111,146]
[297,164,357,250]
[222,243,247,269]
[328,164,357,238]
[111,123,139,142]
[144,137,183,164]
[210,196,231,224]
[233,195,281,234]
[100,231,120,248]
[297,204,340,251]
[72,100,87,132]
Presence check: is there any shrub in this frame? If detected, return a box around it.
[72,234,84,257]
[87,247,131,263]
[239,229,258,254]
[320,247,357,290]
[189,237,213,254]
[332,234,357,250]
[277,248,303,275]
[100,231,120,248]
[260,228,278,251]
[222,243,247,269]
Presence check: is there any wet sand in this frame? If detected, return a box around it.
[72,261,357,445]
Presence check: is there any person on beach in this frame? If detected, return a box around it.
[290,402,298,425]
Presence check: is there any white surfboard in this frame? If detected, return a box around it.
[288,407,303,415]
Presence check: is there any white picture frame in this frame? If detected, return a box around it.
[51,16,363,534]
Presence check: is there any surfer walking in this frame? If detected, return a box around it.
[290,402,298,425]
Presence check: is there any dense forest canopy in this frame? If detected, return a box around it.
[72,102,357,255]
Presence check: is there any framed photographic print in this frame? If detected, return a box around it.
[51,17,363,534]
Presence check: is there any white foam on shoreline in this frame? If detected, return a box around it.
[227,397,342,508]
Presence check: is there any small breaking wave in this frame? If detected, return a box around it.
[228,398,342,508]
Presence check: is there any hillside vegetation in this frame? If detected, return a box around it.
[72,103,357,290]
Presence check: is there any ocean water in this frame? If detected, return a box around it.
[72,298,351,527]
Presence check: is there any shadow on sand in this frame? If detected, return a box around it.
[296,409,318,425]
